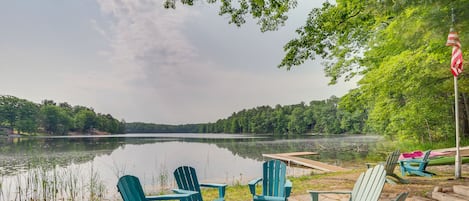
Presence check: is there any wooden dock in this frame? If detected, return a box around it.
[262,152,348,172]
[434,146,469,157]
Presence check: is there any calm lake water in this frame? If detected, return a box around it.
[0,133,382,200]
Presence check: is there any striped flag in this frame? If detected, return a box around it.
[446,31,464,77]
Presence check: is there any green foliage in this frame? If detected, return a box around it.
[165,0,469,143]
[0,95,22,129]
[40,105,73,135]
[164,0,297,32]
[340,2,468,143]
[16,101,40,134]
[74,109,97,133]
[202,96,367,135]
[0,95,125,135]
[125,122,201,133]
[124,97,367,135]
[280,1,376,84]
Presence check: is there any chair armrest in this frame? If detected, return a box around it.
[366,162,376,168]
[402,158,425,163]
[171,189,199,195]
[307,190,352,201]
[200,183,227,188]
[285,179,292,197]
[147,190,198,200]
[200,183,227,198]
[366,161,387,168]
[248,178,262,195]
[399,159,428,165]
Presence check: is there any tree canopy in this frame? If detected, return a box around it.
[0,95,125,135]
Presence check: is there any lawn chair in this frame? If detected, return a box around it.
[399,150,435,177]
[392,192,409,201]
[367,150,409,184]
[308,164,386,201]
[248,160,292,201]
[117,175,197,201]
[173,166,227,201]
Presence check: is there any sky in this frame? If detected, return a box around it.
[0,0,356,124]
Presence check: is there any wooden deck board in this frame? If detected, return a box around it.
[277,152,318,156]
[262,152,347,172]
[434,146,469,157]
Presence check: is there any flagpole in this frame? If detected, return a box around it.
[454,76,461,179]
[451,7,462,179]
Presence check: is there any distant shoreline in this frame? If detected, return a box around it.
[0,127,110,137]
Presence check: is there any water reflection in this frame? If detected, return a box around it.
[0,134,382,199]
[0,134,381,176]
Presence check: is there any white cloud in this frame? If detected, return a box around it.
[89,0,355,124]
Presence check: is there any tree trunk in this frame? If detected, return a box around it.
[424,118,432,143]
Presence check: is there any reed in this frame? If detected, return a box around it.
[0,161,106,201]
[158,164,169,193]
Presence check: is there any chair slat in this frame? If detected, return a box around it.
[353,165,385,201]
[173,166,226,201]
[250,160,291,201]
[117,175,196,201]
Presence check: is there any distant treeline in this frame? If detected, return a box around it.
[1,94,366,135]
[126,96,367,135]
[125,122,202,133]
[200,96,366,134]
[0,95,125,135]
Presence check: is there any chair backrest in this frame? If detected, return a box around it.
[173,166,204,201]
[385,150,400,173]
[422,150,431,160]
[262,160,288,197]
[117,175,147,201]
[418,150,432,170]
[351,164,386,201]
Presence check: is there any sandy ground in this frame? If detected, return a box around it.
[288,164,469,201]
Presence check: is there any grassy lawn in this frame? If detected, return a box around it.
[199,158,469,201]
[200,170,361,201]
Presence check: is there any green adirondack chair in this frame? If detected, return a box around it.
[117,175,197,201]
[399,150,436,177]
[248,160,292,201]
[367,150,409,184]
[308,164,386,201]
[173,166,227,201]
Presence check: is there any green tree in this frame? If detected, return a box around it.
[75,109,97,133]
[174,0,469,141]
[16,100,40,134]
[164,0,297,32]
[295,1,469,142]
[272,104,288,134]
[0,95,21,129]
[0,96,40,134]
[40,105,72,135]
[309,98,342,134]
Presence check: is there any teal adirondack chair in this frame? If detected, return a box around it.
[308,164,386,201]
[248,160,292,201]
[117,175,197,201]
[173,166,227,201]
[399,150,435,177]
[367,150,408,184]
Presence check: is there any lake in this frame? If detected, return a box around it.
[0,133,382,200]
